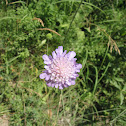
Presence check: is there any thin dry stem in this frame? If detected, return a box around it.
[8,1,20,5]
[32,17,44,27]
[38,28,61,36]
[5,0,8,5]
[91,23,120,55]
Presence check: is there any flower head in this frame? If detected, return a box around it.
[40,46,82,89]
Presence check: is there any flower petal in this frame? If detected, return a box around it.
[72,58,77,63]
[75,69,80,72]
[49,55,53,60]
[47,82,52,87]
[59,86,63,89]
[71,74,79,79]
[44,65,50,70]
[39,73,47,79]
[42,55,51,64]
[44,61,51,64]
[51,83,55,87]
[67,51,76,60]
[56,46,63,56]
[44,66,52,73]
[64,84,69,87]
[45,75,50,81]
[71,80,75,85]
[52,51,57,59]
[55,84,58,88]
[76,64,82,69]
[42,54,49,61]
[62,50,67,57]
[66,81,72,86]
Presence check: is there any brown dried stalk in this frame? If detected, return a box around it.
[6,0,8,5]
[108,36,120,54]
[32,17,44,27]
[38,28,61,36]
[91,23,120,55]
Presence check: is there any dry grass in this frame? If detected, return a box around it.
[32,17,61,36]
[91,23,120,55]
[38,28,61,36]
[32,17,44,27]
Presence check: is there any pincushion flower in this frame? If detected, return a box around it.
[40,46,82,89]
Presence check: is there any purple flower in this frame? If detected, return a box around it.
[40,46,82,89]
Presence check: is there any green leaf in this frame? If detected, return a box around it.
[115,77,124,82]
[77,30,85,40]
[122,84,126,91]
[120,92,124,105]
[39,39,47,47]
[111,80,121,90]
[85,27,91,33]
[60,23,69,28]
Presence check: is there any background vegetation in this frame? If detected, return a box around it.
[0,0,126,125]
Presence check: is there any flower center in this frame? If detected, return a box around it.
[50,57,75,83]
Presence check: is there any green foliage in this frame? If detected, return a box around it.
[0,0,126,125]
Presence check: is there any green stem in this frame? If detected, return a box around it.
[61,90,65,116]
